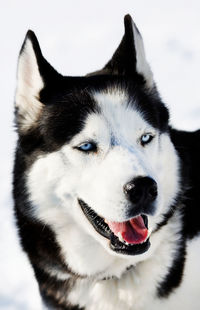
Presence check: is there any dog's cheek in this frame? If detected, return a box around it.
[155,134,181,212]
[27,151,75,223]
[142,134,180,232]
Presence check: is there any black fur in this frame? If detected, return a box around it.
[155,129,200,297]
[157,237,186,298]
[17,74,169,156]
[170,129,200,238]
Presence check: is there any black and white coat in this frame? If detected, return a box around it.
[13,15,200,310]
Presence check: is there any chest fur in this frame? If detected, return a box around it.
[67,236,200,310]
[68,256,170,310]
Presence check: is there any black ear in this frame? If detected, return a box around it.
[15,30,60,132]
[88,15,154,88]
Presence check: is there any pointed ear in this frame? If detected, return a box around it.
[88,15,154,88]
[15,30,60,132]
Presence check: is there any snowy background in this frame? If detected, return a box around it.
[0,0,200,309]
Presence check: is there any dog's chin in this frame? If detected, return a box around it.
[78,199,151,256]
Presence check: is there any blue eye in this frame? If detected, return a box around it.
[141,133,154,146]
[77,142,97,152]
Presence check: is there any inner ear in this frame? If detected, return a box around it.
[15,30,60,133]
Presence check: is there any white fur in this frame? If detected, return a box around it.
[15,38,44,131]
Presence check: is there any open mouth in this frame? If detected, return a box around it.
[78,199,150,255]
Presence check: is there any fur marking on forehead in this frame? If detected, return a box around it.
[93,88,128,108]
[92,88,151,132]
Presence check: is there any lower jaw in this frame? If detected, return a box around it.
[78,199,151,256]
[110,233,150,255]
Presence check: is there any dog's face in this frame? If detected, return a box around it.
[15,16,180,277]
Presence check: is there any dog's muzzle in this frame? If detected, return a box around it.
[78,199,151,256]
[78,177,157,256]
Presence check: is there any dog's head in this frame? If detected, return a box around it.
[15,15,180,276]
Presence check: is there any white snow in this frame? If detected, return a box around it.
[0,0,199,309]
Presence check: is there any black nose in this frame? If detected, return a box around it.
[124,177,157,205]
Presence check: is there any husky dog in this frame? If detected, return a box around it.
[13,15,200,310]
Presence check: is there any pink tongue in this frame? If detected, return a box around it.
[107,215,148,244]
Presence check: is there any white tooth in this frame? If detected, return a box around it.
[117,232,124,243]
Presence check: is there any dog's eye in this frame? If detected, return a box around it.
[140,133,154,146]
[77,142,97,153]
